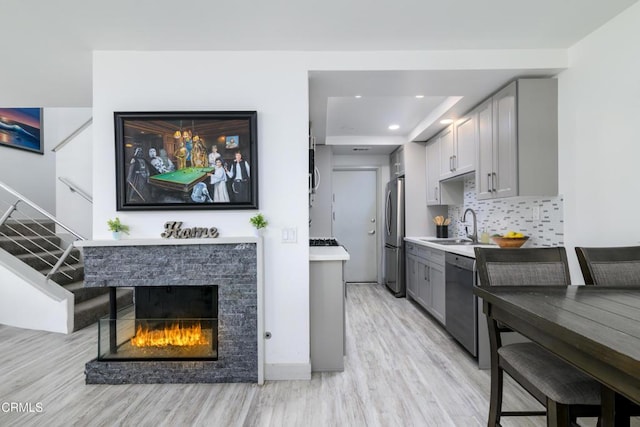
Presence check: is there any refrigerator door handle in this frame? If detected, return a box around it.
[385,190,392,235]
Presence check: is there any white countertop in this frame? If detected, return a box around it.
[309,246,350,262]
[404,236,496,258]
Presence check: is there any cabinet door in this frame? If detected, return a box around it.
[417,261,431,308]
[426,140,441,205]
[493,82,518,198]
[438,126,455,180]
[406,254,418,300]
[475,98,494,200]
[429,261,446,325]
[453,114,476,176]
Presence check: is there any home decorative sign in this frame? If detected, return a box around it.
[114,111,258,211]
[0,108,44,154]
[161,221,219,239]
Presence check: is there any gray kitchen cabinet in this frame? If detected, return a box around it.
[310,255,346,372]
[426,136,464,206]
[439,115,476,181]
[405,243,445,325]
[390,146,405,177]
[405,246,418,300]
[476,78,558,200]
[452,113,476,176]
[438,125,455,180]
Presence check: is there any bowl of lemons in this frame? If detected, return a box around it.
[491,231,529,248]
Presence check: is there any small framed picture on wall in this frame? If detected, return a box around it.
[0,108,44,154]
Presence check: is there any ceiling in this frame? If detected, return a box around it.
[2,0,637,154]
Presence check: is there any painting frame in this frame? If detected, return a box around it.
[114,111,258,211]
[0,108,44,155]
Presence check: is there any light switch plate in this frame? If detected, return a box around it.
[282,227,297,243]
[532,206,541,220]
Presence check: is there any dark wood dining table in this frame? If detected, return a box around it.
[474,285,640,427]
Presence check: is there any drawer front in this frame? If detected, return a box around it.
[405,241,445,265]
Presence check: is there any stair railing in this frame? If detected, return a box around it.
[58,177,93,203]
[0,180,85,281]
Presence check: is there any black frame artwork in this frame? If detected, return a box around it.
[114,111,258,211]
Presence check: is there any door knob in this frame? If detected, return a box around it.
[368,230,375,235]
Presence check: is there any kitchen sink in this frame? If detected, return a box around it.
[419,238,482,246]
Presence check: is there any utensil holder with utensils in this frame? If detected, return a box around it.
[433,216,450,238]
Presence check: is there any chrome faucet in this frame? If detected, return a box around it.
[462,208,478,243]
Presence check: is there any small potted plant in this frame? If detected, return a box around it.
[107,217,130,240]
[249,213,268,237]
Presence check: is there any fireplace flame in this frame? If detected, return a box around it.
[131,322,209,347]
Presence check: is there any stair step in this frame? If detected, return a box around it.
[0,219,56,236]
[64,281,110,304]
[0,235,63,255]
[74,289,134,331]
[15,248,81,271]
[43,263,84,286]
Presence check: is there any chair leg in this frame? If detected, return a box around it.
[488,366,503,426]
[546,399,570,427]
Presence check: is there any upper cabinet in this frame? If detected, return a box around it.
[439,115,476,181]
[390,146,405,177]
[453,113,477,176]
[476,79,558,200]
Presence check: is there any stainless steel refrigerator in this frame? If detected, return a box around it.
[384,177,405,297]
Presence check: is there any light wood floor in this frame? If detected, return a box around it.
[0,283,612,426]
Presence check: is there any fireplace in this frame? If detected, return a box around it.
[77,239,262,384]
[98,286,219,361]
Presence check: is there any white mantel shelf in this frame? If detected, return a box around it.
[75,236,259,248]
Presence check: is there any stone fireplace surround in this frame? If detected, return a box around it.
[75,237,264,385]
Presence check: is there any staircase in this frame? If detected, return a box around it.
[0,219,132,331]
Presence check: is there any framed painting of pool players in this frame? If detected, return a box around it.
[114,111,258,211]
[0,108,44,154]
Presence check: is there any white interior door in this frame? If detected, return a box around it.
[332,169,378,283]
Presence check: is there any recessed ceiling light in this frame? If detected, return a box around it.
[440,119,454,125]
[355,95,362,99]
[415,95,425,99]
[388,124,400,130]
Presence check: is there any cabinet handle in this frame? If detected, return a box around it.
[492,172,497,192]
[449,156,453,172]
[434,186,438,201]
[452,155,457,171]
[487,173,492,192]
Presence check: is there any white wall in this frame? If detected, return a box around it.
[93,51,310,378]
[558,1,640,283]
[404,141,428,236]
[0,250,73,333]
[0,110,56,214]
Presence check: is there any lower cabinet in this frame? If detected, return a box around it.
[405,242,446,325]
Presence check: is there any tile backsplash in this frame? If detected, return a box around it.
[447,175,564,247]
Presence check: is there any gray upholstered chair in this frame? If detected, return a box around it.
[474,247,601,427]
[575,246,640,285]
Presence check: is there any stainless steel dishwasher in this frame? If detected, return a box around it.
[445,252,477,357]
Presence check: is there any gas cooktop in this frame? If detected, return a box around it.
[309,238,340,247]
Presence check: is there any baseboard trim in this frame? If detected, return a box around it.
[264,363,311,381]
